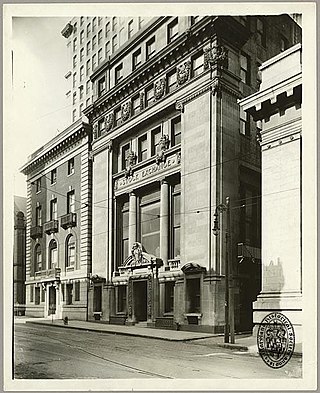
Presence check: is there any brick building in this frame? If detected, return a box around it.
[20,120,92,320]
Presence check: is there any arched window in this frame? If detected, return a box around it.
[34,244,42,272]
[66,235,76,268]
[48,239,58,269]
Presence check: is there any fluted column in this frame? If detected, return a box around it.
[128,191,137,249]
[160,179,169,268]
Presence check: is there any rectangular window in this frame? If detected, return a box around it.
[92,17,97,32]
[66,284,73,305]
[165,282,174,313]
[80,66,84,82]
[79,103,83,116]
[121,201,129,262]
[98,77,106,96]
[145,85,154,107]
[30,285,34,302]
[35,178,41,193]
[115,63,123,84]
[51,168,57,184]
[114,107,121,127]
[240,107,250,136]
[257,17,266,47]
[172,183,181,259]
[86,97,91,107]
[68,157,75,175]
[132,94,141,116]
[140,190,160,257]
[92,35,97,50]
[105,22,110,37]
[240,52,250,85]
[121,144,130,170]
[171,116,181,146]
[73,37,77,51]
[72,109,77,122]
[73,73,77,88]
[80,30,84,44]
[80,16,84,26]
[112,35,118,53]
[73,92,77,105]
[41,287,45,302]
[98,118,105,137]
[35,287,40,305]
[67,240,75,267]
[36,206,42,226]
[98,16,102,26]
[167,69,177,93]
[191,16,200,25]
[105,41,110,58]
[87,23,91,36]
[73,55,77,68]
[86,59,90,76]
[112,17,117,31]
[186,278,201,313]
[74,281,80,301]
[86,41,91,55]
[138,134,148,162]
[92,54,97,70]
[192,51,204,77]
[98,29,103,44]
[138,16,144,30]
[80,48,84,62]
[93,286,102,312]
[98,48,103,65]
[117,285,127,313]
[168,18,179,43]
[79,87,84,100]
[151,126,161,156]
[128,19,134,39]
[132,48,142,70]
[67,190,75,214]
[86,80,91,94]
[146,36,156,60]
[50,199,57,221]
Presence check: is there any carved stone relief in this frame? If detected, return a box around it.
[177,60,191,85]
[155,134,170,165]
[127,278,133,318]
[139,91,145,110]
[154,78,166,100]
[121,101,131,122]
[105,113,114,132]
[147,274,152,320]
[124,150,137,178]
[204,45,229,70]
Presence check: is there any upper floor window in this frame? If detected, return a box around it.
[73,92,77,105]
[51,168,57,184]
[98,77,106,96]
[92,17,97,32]
[171,116,181,146]
[112,17,117,31]
[98,48,103,64]
[72,109,77,123]
[79,86,84,100]
[128,19,134,39]
[80,16,84,26]
[87,22,91,36]
[68,157,75,175]
[98,16,102,26]
[80,66,84,82]
[50,199,57,221]
[240,52,250,85]
[240,107,250,136]
[132,94,141,116]
[280,35,288,52]
[138,16,144,30]
[80,30,84,44]
[167,68,177,93]
[86,41,91,55]
[151,126,161,156]
[115,63,123,84]
[114,107,122,127]
[66,235,76,268]
[105,41,110,58]
[138,134,148,162]
[35,178,41,193]
[105,22,110,37]
[92,54,97,70]
[98,118,105,137]
[191,16,200,25]
[35,244,42,272]
[112,35,118,53]
[121,144,130,170]
[98,29,103,44]
[192,51,204,77]
[146,37,156,60]
[67,190,75,214]
[92,35,97,50]
[79,103,83,116]
[36,205,42,226]
[86,59,91,76]
[73,73,77,88]
[145,84,154,107]
[168,18,179,43]
[73,55,77,68]
[132,48,142,70]
[171,182,181,259]
[120,200,129,263]
[73,37,77,51]
[257,17,266,47]
[80,48,84,62]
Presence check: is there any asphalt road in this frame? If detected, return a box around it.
[14,323,302,379]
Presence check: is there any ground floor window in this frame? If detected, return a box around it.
[41,287,45,302]
[30,285,34,302]
[140,189,160,257]
[186,278,201,313]
[117,285,127,313]
[74,281,80,301]
[164,281,174,313]
[93,286,102,312]
[66,283,73,305]
[35,287,40,305]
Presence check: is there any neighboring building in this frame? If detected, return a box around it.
[20,120,92,320]
[239,44,302,342]
[61,16,152,124]
[13,196,27,316]
[84,16,301,332]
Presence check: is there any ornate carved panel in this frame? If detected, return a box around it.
[139,91,145,110]
[147,274,152,320]
[177,60,191,85]
[204,45,229,70]
[121,101,131,122]
[155,134,170,165]
[154,78,166,100]
[127,277,133,318]
[105,113,114,132]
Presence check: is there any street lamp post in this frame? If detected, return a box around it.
[213,196,235,344]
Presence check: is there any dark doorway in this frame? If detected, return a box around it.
[93,286,102,312]
[48,286,56,315]
[133,280,147,322]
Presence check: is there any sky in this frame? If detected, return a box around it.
[9,17,71,197]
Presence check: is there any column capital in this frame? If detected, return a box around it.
[129,190,136,197]
[159,178,169,186]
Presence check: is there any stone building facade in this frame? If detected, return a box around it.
[20,120,92,320]
[84,16,301,332]
[239,43,302,342]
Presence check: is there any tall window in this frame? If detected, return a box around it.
[114,107,121,127]
[79,103,83,116]
[98,29,102,44]
[72,109,77,122]
[51,169,57,184]
[92,17,97,32]
[86,41,91,55]
[35,244,42,272]
[36,206,42,226]
[140,190,160,257]
[73,55,77,68]
[73,73,77,88]
[80,30,84,44]
[151,126,161,156]
[105,22,110,37]
[66,283,73,305]
[80,66,84,82]
[105,41,110,58]
[168,18,179,43]
[240,53,250,85]
[35,178,41,193]
[165,282,174,313]
[48,239,58,269]
[132,48,142,70]
[79,86,84,100]
[98,77,106,96]
[192,51,204,77]
[257,17,266,47]
[112,17,117,31]
[86,59,91,76]
[121,200,129,262]
[240,107,250,136]
[167,69,177,93]
[171,183,181,259]
[92,35,97,51]
[146,37,156,60]
[98,118,105,137]
[171,116,181,146]
[80,48,84,62]
[30,285,34,302]
[145,85,154,107]
[35,287,40,305]
[186,278,201,313]
[138,134,148,162]
[92,54,97,70]
[68,157,75,175]
[74,281,80,301]
[93,286,102,312]
[138,16,144,30]
[117,285,127,312]
[87,23,91,36]
[132,94,141,116]
[66,235,76,268]
[73,37,77,51]
[98,48,103,64]
[112,35,118,53]
[128,19,134,39]
[50,199,57,221]
[121,144,130,170]
[67,190,75,214]
[240,183,261,246]
[73,92,77,105]
[115,63,123,84]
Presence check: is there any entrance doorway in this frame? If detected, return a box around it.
[48,286,56,315]
[133,280,147,322]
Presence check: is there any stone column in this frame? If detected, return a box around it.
[128,192,137,249]
[160,179,169,268]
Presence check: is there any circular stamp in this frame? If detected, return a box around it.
[257,312,295,369]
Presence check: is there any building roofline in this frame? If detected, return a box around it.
[260,43,301,71]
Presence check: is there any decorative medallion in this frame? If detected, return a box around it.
[121,101,131,122]
[139,91,145,110]
[105,113,114,132]
[155,134,170,165]
[93,123,98,139]
[177,60,191,85]
[175,101,184,112]
[106,139,113,151]
[154,78,166,100]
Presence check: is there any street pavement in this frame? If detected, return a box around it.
[14,321,302,379]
